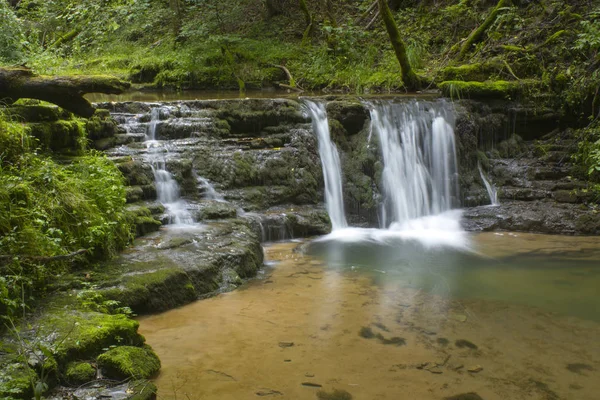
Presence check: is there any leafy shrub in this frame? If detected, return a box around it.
[0,0,24,63]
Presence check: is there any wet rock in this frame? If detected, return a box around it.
[467,365,483,373]
[566,363,594,374]
[256,389,283,396]
[359,326,376,339]
[444,393,484,400]
[455,339,478,350]
[301,382,323,388]
[196,201,239,220]
[326,100,369,135]
[317,389,353,400]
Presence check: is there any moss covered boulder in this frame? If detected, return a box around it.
[37,311,144,364]
[65,361,96,385]
[97,346,160,380]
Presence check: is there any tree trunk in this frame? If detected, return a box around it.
[0,68,130,117]
[299,0,314,44]
[458,0,510,60]
[377,0,420,90]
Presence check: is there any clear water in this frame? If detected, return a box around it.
[139,233,600,400]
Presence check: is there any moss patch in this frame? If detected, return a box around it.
[97,346,160,380]
[37,311,144,364]
[439,80,539,100]
[65,362,96,385]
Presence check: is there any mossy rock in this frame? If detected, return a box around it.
[117,160,154,186]
[37,311,144,364]
[97,346,160,380]
[325,100,369,135]
[28,120,87,152]
[195,201,239,220]
[5,105,71,122]
[439,80,538,100]
[86,110,119,140]
[102,267,197,314]
[65,361,96,385]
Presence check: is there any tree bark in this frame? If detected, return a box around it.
[458,0,510,60]
[377,0,420,90]
[0,68,130,118]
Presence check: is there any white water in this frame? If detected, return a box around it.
[478,162,500,206]
[312,99,468,250]
[369,101,459,227]
[304,100,348,230]
[146,108,195,226]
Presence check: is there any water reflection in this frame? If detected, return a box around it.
[139,233,600,400]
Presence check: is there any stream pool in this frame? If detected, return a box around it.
[138,232,600,400]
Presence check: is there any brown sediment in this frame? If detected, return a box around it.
[139,236,600,400]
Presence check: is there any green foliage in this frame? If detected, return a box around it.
[0,113,132,320]
[573,9,600,55]
[0,0,25,63]
[573,121,600,182]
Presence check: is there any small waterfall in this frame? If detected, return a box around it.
[304,100,348,230]
[146,107,194,226]
[197,176,225,202]
[367,100,459,228]
[478,162,500,206]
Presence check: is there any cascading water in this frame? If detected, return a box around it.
[146,107,194,225]
[313,99,468,249]
[478,162,500,206]
[304,100,348,230]
[367,100,459,228]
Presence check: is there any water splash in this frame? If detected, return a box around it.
[146,108,194,226]
[304,100,348,230]
[315,99,467,250]
[478,162,500,206]
[367,100,459,227]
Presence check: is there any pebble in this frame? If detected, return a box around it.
[467,365,483,373]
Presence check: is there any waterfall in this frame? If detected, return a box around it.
[367,100,459,229]
[304,100,348,230]
[478,162,500,206]
[146,107,194,226]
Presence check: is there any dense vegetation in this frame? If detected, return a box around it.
[0,108,132,321]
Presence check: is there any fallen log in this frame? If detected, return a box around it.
[0,67,130,118]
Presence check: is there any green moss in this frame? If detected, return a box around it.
[4,105,71,123]
[439,61,503,82]
[38,311,144,364]
[65,362,96,385]
[97,346,160,380]
[102,267,197,314]
[439,80,538,100]
[27,120,87,153]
